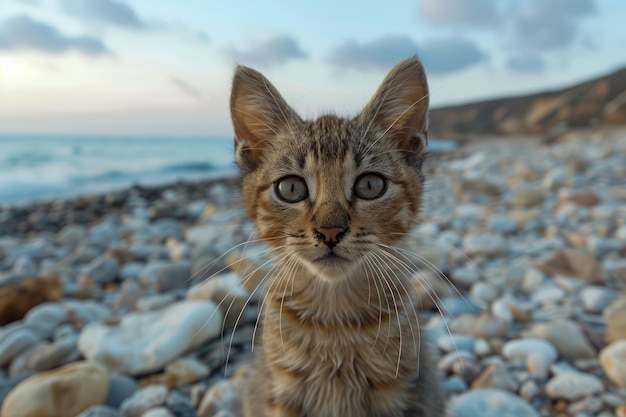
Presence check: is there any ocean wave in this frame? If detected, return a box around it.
[163,161,215,172]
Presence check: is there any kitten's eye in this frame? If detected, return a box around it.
[275,176,308,203]
[354,174,386,200]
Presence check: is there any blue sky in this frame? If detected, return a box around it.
[0,0,624,137]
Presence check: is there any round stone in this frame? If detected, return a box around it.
[0,361,109,417]
[448,388,539,417]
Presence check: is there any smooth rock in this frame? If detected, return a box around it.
[119,384,168,417]
[76,406,123,417]
[0,361,109,417]
[545,372,604,400]
[28,334,78,372]
[568,396,603,415]
[69,245,101,264]
[24,302,68,339]
[502,338,557,378]
[462,233,507,257]
[470,363,516,391]
[580,286,618,314]
[448,388,539,417]
[135,294,176,313]
[12,255,37,276]
[605,298,626,342]
[521,267,545,294]
[444,376,468,394]
[531,286,566,304]
[523,320,596,359]
[63,300,112,325]
[535,248,601,283]
[450,313,510,338]
[163,358,210,387]
[186,273,249,330]
[0,327,40,367]
[0,275,63,325]
[599,340,626,388]
[114,280,143,312]
[487,215,518,234]
[557,189,600,207]
[519,379,540,402]
[164,390,194,412]
[437,335,475,353]
[439,297,482,318]
[105,374,138,408]
[141,407,174,417]
[79,301,222,375]
[57,224,87,251]
[470,283,501,303]
[197,380,243,417]
[119,262,146,280]
[139,261,192,292]
[80,256,119,285]
[512,184,544,208]
[451,268,480,287]
[587,236,623,258]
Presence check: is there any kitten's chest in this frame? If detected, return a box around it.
[263,302,416,417]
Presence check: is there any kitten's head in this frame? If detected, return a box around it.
[230,58,429,281]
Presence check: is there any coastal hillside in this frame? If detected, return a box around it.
[429,67,626,138]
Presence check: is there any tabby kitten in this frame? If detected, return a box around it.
[230,57,446,417]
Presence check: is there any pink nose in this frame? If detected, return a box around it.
[315,227,347,247]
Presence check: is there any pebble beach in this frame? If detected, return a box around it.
[0,130,625,417]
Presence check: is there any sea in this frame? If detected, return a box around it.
[0,135,455,205]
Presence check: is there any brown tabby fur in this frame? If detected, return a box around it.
[230,58,446,417]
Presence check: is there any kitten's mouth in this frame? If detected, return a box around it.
[313,252,348,265]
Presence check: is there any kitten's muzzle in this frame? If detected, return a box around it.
[315,227,347,249]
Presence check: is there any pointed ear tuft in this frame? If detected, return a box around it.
[230,66,301,174]
[358,57,429,161]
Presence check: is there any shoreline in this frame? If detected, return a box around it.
[0,172,242,237]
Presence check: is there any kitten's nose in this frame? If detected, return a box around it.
[315,227,347,248]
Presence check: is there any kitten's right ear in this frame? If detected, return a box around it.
[230,66,301,174]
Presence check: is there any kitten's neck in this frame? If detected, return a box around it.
[265,260,411,326]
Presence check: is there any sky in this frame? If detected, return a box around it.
[0,0,625,138]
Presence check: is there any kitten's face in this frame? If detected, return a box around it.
[231,58,429,281]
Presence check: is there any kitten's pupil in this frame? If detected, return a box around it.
[275,176,308,203]
[354,173,386,200]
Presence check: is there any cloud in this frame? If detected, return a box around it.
[15,0,40,6]
[418,0,596,48]
[328,36,488,74]
[419,38,489,74]
[419,0,499,28]
[506,54,546,73]
[171,77,203,100]
[60,0,209,45]
[223,35,307,68]
[328,36,418,72]
[61,0,144,29]
[507,0,597,51]
[417,0,597,73]
[150,21,210,45]
[0,15,110,55]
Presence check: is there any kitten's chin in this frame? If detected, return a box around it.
[300,253,363,282]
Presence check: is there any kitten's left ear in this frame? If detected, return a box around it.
[230,66,301,174]
[358,57,429,160]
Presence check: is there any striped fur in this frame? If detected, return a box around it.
[230,58,446,417]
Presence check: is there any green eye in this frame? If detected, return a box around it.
[354,173,386,200]
[275,176,308,203]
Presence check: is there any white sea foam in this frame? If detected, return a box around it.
[0,136,236,204]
